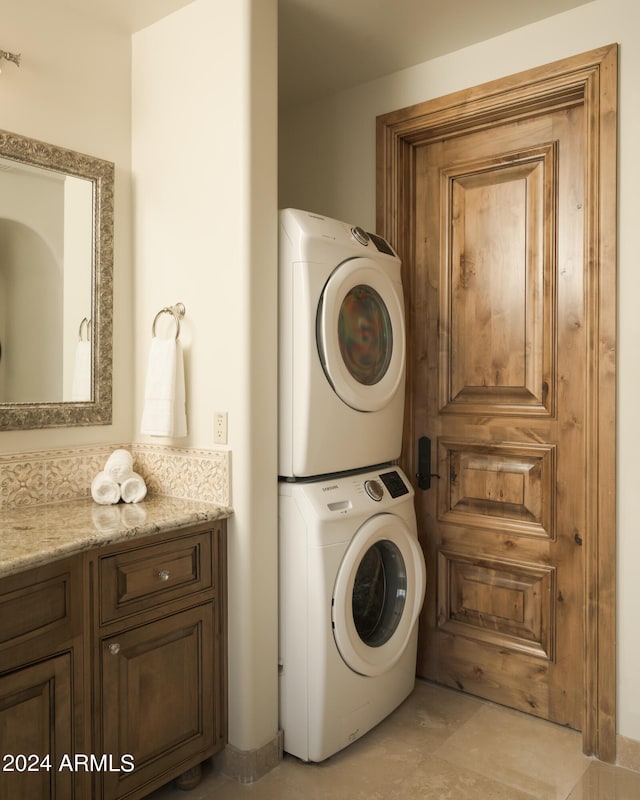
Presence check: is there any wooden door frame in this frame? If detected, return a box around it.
[376,45,617,761]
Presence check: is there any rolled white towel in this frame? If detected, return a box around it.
[120,472,147,504]
[104,448,134,483]
[91,471,121,505]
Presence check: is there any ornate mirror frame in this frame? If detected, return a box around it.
[0,129,114,430]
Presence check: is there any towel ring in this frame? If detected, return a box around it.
[78,317,91,341]
[152,302,186,340]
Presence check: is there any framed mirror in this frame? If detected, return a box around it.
[0,129,113,430]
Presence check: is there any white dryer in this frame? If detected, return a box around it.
[278,467,426,762]
[279,208,406,479]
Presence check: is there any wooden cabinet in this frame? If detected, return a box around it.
[0,518,227,800]
[92,521,227,800]
[0,556,88,800]
[0,655,75,800]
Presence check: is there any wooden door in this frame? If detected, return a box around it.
[415,107,584,729]
[377,45,617,758]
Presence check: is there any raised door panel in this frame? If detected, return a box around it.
[438,440,556,539]
[440,146,556,416]
[99,604,215,800]
[0,655,73,800]
[437,550,555,660]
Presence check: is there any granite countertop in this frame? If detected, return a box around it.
[0,495,233,579]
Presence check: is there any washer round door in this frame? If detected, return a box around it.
[317,258,405,411]
[332,513,426,677]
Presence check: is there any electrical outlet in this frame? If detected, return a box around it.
[214,411,228,445]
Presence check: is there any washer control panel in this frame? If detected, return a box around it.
[290,466,414,517]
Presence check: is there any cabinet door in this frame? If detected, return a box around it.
[0,654,73,800]
[99,604,215,800]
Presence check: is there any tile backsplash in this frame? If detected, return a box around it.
[0,444,230,510]
[133,444,230,505]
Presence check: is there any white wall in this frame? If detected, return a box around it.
[0,0,133,450]
[279,0,640,742]
[132,0,279,752]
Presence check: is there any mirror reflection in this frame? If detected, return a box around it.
[0,129,113,430]
[0,159,93,402]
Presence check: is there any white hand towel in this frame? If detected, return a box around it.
[91,471,121,505]
[104,448,134,483]
[140,337,187,437]
[71,340,91,401]
[120,472,148,504]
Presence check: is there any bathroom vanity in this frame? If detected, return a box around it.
[0,497,230,800]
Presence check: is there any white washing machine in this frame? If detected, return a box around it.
[279,208,406,479]
[278,467,426,762]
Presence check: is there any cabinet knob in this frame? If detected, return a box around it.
[158,569,170,581]
[108,642,121,656]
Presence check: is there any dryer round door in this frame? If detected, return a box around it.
[332,513,426,677]
[317,258,405,411]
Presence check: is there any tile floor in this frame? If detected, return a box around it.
[148,680,640,799]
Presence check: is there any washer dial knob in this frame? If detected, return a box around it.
[351,226,370,246]
[364,479,384,501]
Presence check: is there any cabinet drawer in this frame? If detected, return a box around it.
[0,559,78,650]
[99,532,213,624]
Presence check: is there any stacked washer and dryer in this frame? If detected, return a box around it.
[278,209,426,763]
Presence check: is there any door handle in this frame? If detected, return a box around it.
[416,436,440,491]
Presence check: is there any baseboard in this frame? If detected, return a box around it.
[616,734,640,772]
[214,730,284,784]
